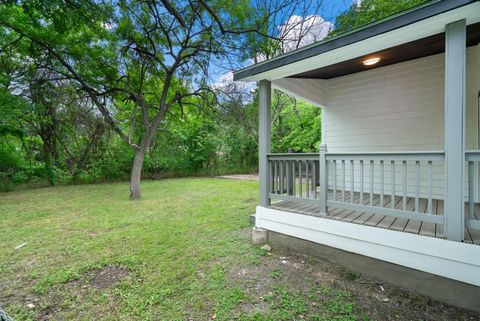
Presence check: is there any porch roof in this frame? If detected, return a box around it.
[233,0,480,82]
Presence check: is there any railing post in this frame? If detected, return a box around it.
[444,20,466,241]
[319,144,328,215]
[258,80,271,207]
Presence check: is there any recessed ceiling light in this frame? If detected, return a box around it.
[363,57,381,66]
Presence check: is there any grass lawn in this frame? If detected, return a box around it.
[0,178,477,321]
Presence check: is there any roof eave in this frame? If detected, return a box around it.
[233,0,479,82]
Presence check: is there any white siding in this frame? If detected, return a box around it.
[466,45,480,202]
[324,53,445,152]
[322,45,480,200]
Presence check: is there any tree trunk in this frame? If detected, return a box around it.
[130,146,146,200]
[41,130,56,186]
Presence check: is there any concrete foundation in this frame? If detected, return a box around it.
[251,227,268,245]
[268,230,480,313]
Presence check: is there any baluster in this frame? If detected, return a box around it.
[469,161,475,219]
[342,160,346,202]
[280,160,284,194]
[292,160,297,196]
[391,160,396,209]
[306,160,310,198]
[273,161,277,194]
[276,160,280,194]
[269,160,274,195]
[285,160,288,194]
[350,160,354,203]
[333,160,337,201]
[319,144,328,214]
[428,160,433,214]
[312,160,317,198]
[360,160,364,205]
[299,160,303,198]
[370,160,374,206]
[402,160,407,210]
[415,161,420,212]
[380,160,384,207]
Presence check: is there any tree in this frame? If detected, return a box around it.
[333,0,428,35]
[0,1,229,198]
[1,0,317,199]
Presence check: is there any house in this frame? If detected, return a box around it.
[233,0,480,312]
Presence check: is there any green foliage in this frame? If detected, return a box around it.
[0,0,429,192]
[333,0,429,35]
[272,94,322,153]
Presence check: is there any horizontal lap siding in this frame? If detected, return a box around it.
[324,47,480,200]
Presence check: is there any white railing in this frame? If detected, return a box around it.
[267,153,319,205]
[263,148,480,235]
[324,151,445,225]
[466,150,480,230]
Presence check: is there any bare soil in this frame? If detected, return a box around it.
[34,265,130,321]
[229,247,480,321]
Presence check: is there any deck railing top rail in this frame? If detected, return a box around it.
[325,151,444,161]
[465,150,480,161]
[267,153,319,160]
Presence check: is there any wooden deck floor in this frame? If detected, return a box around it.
[269,191,480,245]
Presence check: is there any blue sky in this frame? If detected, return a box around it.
[321,0,355,21]
[209,0,357,85]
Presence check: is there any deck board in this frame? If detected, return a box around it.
[435,199,445,239]
[404,197,423,234]
[376,196,398,229]
[268,190,480,245]
[389,197,413,232]
[419,199,437,237]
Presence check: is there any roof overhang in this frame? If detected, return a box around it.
[233,0,480,82]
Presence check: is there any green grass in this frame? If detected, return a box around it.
[0,178,366,320]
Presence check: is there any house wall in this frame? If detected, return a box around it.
[322,44,480,200]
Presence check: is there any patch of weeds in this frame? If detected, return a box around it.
[272,286,308,316]
[270,268,283,279]
[239,284,366,321]
[254,246,269,257]
[34,267,82,293]
[319,289,358,321]
[345,269,359,281]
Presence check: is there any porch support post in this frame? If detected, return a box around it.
[319,144,328,215]
[444,19,466,242]
[258,80,272,207]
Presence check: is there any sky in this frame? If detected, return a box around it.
[210,0,357,87]
[321,0,355,21]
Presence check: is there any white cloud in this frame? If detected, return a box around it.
[277,15,333,53]
[211,71,234,89]
[254,14,333,63]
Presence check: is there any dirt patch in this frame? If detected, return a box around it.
[229,249,480,320]
[84,265,130,289]
[34,265,131,320]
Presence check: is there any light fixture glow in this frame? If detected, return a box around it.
[363,57,381,66]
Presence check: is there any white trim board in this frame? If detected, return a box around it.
[256,206,480,286]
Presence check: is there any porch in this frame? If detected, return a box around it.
[234,0,480,295]
[264,151,480,244]
[271,198,480,244]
